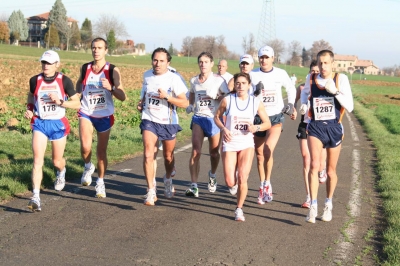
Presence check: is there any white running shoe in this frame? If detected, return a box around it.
[229,184,238,196]
[171,166,176,178]
[95,183,106,198]
[208,171,217,193]
[27,196,41,212]
[164,178,175,198]
[257,187,265,205]
[54,168,66,191]
[235,208,245,222]
[81,163,95,186]
[263,184,273,203]
[185,185,199,197]
[321,202,333,222]
[319,169,327,183]
[144,191,157,206]
[306,204,318,223]
[158,141,163,151]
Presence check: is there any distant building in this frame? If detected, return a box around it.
[333,54,380,75]
[26,12,78,44]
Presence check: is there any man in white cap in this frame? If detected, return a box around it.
[24,50,81,211]
[227,54,254,90]
[217,59,233,83]
[251,45,297,205]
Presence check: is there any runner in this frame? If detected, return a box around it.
[291,73,297,86]
[214,72,271,221]
[76,37,126,198]
[217,59,233,83]
[250,45,297,205]
[25,50,81,211]
[140,47,188,205]
[301,50,354,223]
[185,52,230,197]
[227,54,254,90]
[294,60,327,208]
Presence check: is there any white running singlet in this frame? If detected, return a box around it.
[141,70,188,124]
[190,73,230,118]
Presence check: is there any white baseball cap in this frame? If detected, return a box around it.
[258,45,274,58]
[40,50,60,64]
[239,54,254,64]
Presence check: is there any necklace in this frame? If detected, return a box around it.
[235,93,250,111]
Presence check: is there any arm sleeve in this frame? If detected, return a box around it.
[172,75,188,96]
[29,76,37,94]
[336,74,354,112]
[300,75,311,104]
[219,78,230,95]
[283,71,296,104]
[62,76,77,97]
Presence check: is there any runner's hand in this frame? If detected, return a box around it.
[222,127,232,142]
[100,78,112,91]
[325,79,338,95]
[24,110,33,120]
[254,81,263,97]
[186,105,194,114]
[137,100,143,112]
[300,104,308,115]
[281,103,294,116]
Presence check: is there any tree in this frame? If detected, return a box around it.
[93,14,128,39]
[44,23,60,48]
[80,18,92,49]
[69,21,81,48]
[287,40,302,66]
[181,36,192,56]
[168,43,175,55]
[48,0,72,50]
[242,33,256,55]
[310,39,333,60]
[107,29,116,55]
[301,47,310,67]
[267,39,285,63]
[0,21,9,44]
[7,10,28,43]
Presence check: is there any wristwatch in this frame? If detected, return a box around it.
[164,95,169,101]
[256,125,261,132]
[59,99,64,106]
[111,86,116,92]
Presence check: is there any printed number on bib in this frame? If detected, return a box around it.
[199,100,212,106]
[196,92,215,114]
[38,91,62,119]
[89,90,108,111]
[313,97,335,120]
[261,90,277,107]
[229,116,253,136]
[146,92,163,112]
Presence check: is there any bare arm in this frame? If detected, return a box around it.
[24,92,35,120]
[158,91,188,108]
[75,65,83,96]
[110,67,126,101]
[251,103,271,132]
[214,98,232,142]
[189,92,195,105]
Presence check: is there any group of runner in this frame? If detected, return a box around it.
[25,39,354,223]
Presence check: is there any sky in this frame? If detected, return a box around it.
[2,0,400,68]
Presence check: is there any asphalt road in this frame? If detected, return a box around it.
[0,111,380,266]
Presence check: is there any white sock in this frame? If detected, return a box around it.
[164,176,172,183]
[264,180,270,186]
[260,181,264,188]
[85,162,92,168]
[209,171,216,178]
[191,183,198,188]
[33,189,40,197]
[96,178,104,185]
[148,188,156,194]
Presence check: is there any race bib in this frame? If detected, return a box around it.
[228,115,253,136]
[313,97,335,120]
[88,89,107,111]
[261,90,277,107]
[38,90,62,119]
[196,91,216,113]
[145,92,163,113]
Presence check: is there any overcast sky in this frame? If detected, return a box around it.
[3,0,400,68]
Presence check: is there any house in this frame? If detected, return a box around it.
[26,12,78,43]
[333,54,380,75]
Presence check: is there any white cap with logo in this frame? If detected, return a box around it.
[239,54,254,64]
[40,50,60,64]
[258,45,274,58]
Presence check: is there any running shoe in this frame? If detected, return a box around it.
[301,198,311,209]
[27,196,41,212]
[158,141,163,151]
[229,184,238,196]
[208,171,217,193]
[95,183,106,198]
[235,208,245,222]
[54,168,66,191]
[263,184,273,203]
[319,169,327,183]
[185,185,199,197]
[321,202,333,222]
[164,178,175,198]
[306,204,318,223]
[171,166,176,178]
[257,187,265,205]
[81,163,95,186]
[144,191,157,206]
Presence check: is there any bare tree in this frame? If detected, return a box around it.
[310,39,333,60]
[267,39,285,63]
[216,35,228,59]
[93,14,128,39]
[181,36,192,56]
[287,40,302,66]
[242,33,256,56]
[0,13,9,22]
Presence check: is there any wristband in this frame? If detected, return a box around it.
[59,99,64,106]
[27,103,34,111]
[164,95,169,101]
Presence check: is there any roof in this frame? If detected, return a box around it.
[334,54,358,61]
[27,12,77,23]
